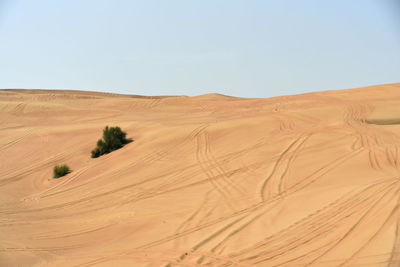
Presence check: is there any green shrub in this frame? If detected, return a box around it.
[53,164,71,178]
[91,126,132,158]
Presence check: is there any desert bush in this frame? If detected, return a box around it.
[91,126,132,158]
[53,164,71,178]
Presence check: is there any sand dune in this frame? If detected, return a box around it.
[1,83,400,266]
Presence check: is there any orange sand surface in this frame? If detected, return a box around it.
[1,84,400,266]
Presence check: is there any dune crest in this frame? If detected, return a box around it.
[1,84,400,266]
[191,93,238,100]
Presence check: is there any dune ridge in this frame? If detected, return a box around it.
[1,83,400,266]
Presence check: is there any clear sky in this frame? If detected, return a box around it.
[0,0,399,97]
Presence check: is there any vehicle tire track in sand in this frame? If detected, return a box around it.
[172,202,282,265]
[14,140,356,258]
[283,185,400,266]
[1,125,214,212]
[386,146,399,169]
[0,127,34,151]
[233,183,372,258]
[35,160,105,199]
[211,180,398,266]
[12,102,27,115]
[388,194,400,267]
[204,132,246,196]
[73,248,248,267]
[147,98,162,108]
[343,103,374,126]
[0,244,82,252]
[195,130,234,210]
[31,222,115,240]
[306,183,400,266]
[7,161,254,216]
[342,103,398,172]
[43,125,210,199]
[0,149,75,187]
[232,179,400,266]
[172,190,213,249]
[171,215,249,265]
[132,148,365,254]
[284,147,364,195]
[260,133,312,201]
[208,211,267,256]
[338,192,400,266]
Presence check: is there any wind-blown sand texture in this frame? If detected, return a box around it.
[1,84,400,266]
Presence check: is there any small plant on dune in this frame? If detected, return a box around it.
[53,164,71,178]
[91,126,132,158]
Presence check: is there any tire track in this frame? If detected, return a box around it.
[307,183,400,266]
[0,127,34,151]
[174,193,212,235]
[133,147,365,253]
[0,148,75,187]
[386,146,399,169]
[12,102,27,115]
[214,180,399,266]
[145,98,162,109]
[388,194,400,267]
[5,158,255,216]
[41,125,210,199]
[204,132,246,196]
[342,103,399,172]
[173,215,249,265]
[233,179,400,266]
[243,178,398,254]
[277,183,400,267]
[0,244,81,252]
[31,222,115,240]
[260,133,312,201]
[72,248,248,267]
[35,160,105,199]
[338,191,400,266]
[343,103,374,126]
[284,147,364,195]
[196,131,234,210]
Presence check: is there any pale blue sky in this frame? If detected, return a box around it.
[0,0,399,97]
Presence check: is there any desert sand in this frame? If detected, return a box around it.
[1,83,400,266]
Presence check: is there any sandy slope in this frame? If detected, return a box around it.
[1,84,400,266]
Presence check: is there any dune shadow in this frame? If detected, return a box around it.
[365,118,400,125]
